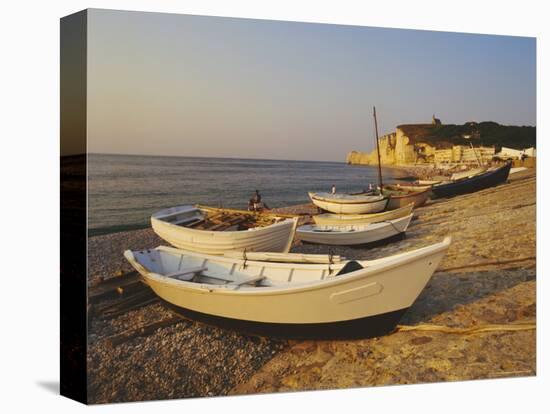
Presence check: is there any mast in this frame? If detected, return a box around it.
[470,142,482,167]
[373,106,383,192]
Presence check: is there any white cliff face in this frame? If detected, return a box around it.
[346,126,496,166]
[394,128,416,164]
[346,129,413,165]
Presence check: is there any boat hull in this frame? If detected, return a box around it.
[296,214,413,246]
[151,208,299,255]
[163,301,409,339]
[151,206,299,255]
[125,238,450,338]
[431,162,512,198]
[309,193,389,214]
[313,203,413,225]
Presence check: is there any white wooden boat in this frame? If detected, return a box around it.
[308,192,389,214]
[151,205,299,255]
[314,203,414,226]
[296,214,413,246]
[124,237,451,339]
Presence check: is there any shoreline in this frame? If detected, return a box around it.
[87,168,536,402]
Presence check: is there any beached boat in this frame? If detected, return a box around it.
[124,237,451,339]
[431,162,512,198]
[382,185,432,209]
[308,192,389,214]
[400,167,489,190]
[313,203,414,226]
[450,167,487,181]
[296,214,413,246]
[151,205,299,255]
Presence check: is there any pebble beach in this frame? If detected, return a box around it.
[87,167,536,403]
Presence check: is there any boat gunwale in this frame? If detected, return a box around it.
[125,236,451,297]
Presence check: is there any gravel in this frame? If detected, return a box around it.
[87,168,536,402]
[87,218,287,403]
[233,169,537,394]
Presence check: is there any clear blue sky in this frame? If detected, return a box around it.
[87,9,536,162]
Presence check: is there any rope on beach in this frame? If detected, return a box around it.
[396,320,535,335]
[438,256,536,272]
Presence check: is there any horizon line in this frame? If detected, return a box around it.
[87,152,349,164]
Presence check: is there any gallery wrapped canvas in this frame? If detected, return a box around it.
[60,8,536,404]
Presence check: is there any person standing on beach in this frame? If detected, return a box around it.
[248,190,265,211]
[331,184,336,194]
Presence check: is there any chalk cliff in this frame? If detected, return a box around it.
[347,121,536,166]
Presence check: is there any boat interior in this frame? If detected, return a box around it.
[131,248,365,289]
[154,206,285,232]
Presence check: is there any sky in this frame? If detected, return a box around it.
[87,9,536,162]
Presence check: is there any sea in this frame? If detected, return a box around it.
[88,154,408,236]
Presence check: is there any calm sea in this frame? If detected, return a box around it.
[88,154,407,236]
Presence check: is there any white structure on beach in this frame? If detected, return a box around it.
[495,146,536,160]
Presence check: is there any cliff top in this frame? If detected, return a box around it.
[396,121,536,150]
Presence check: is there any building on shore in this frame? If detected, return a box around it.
[346,117,536,167]
[495,146,537,160]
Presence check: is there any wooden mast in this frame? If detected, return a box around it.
[470,142,483,167]
[373,106,383,192]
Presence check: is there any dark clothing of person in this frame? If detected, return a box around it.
[252,192,261,203]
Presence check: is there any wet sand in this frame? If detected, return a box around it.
[87,168,536,403]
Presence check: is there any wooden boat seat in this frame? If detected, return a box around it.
[165,266,208,281]
[174,217,203,226]
[227,275,267,288]
[154,209,200,221]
